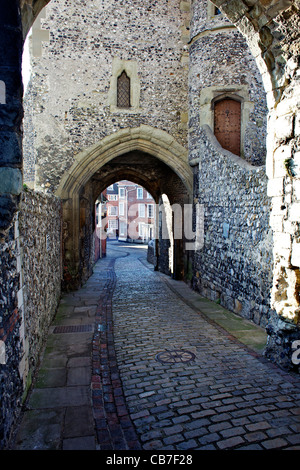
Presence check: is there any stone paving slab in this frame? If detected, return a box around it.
[28,385,91,409]
[12,409,64,450]
[11,260,112,450]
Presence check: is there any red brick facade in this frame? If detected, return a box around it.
[105,181,155,242]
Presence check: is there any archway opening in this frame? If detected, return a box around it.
[61,149,192,290]
[18,0,300,372]
[97,180,156,244]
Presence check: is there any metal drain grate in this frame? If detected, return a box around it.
[155,349,196,364]
[53,324,93,334]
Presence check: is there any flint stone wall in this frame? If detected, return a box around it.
[189,1,268,167]
[188,1,272,328]
[0,218,22,449]
[0,189,62,448]
[23,0,190,192]
[191,126,274,328]
[19,189,62,375]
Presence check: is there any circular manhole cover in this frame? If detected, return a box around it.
[155,349,196,364]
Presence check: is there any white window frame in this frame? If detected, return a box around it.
[119,202,125,216]
[139,203,145,217]
[109,205,118,216]
[108,219,118,229]
[147,204,154,218]
[119,188,125,199]
[119,220,127,237]
[138,223,145,237]
[137,188,143,199]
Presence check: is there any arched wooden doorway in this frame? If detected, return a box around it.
[214,98,241,156]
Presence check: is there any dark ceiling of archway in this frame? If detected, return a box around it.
[89,151,189,205]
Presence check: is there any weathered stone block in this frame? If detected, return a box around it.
[270,196,284,216]
[0,167,22,195]
[273,144,292,178]
[221,0,248,22]
[289,202,300,222]
[293,179,300,202]
[267,177,284,197]
[259,26,273,49]
[0,131,22,165]
[275,113,295,141]
[0,194,18,230]
[273,232,291,250]
[291,240,300,267]
[295,112,300,136]
[269,214,283,232]
[275,96,296,117]
[293,152,300,178]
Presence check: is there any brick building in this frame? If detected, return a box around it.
[104,181,155,243]
[105,183,119,238]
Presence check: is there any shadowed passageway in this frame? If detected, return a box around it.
[12,242,300,451]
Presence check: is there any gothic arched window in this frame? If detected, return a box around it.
[117,71,131,108]
[214,98,241,156]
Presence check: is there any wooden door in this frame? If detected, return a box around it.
[214,98,241,156]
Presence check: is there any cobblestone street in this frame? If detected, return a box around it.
[112,244,300,451]
[12,242,300,451]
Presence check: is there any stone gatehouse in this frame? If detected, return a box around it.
[0,0,299,450]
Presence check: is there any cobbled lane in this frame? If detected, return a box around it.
[111,244,300,451]
[12,242,300,452]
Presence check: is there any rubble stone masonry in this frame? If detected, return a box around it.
[23,0,190,192]
[18,189,62,378]
[189,1,272,325]
[0,189,61,448]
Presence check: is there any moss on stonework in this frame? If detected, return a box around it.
[21,371,32,404]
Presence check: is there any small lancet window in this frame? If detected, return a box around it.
[117,71,131,108]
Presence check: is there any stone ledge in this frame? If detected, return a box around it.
[189,125,265,172]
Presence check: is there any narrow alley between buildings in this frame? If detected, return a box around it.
[11,242,300,451]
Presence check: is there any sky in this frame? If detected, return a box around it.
[22,31,32,93]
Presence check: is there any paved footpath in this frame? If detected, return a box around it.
[12,242,300,451]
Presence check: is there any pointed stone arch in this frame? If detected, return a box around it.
[56,125,192,200]
[56,126,192,288]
